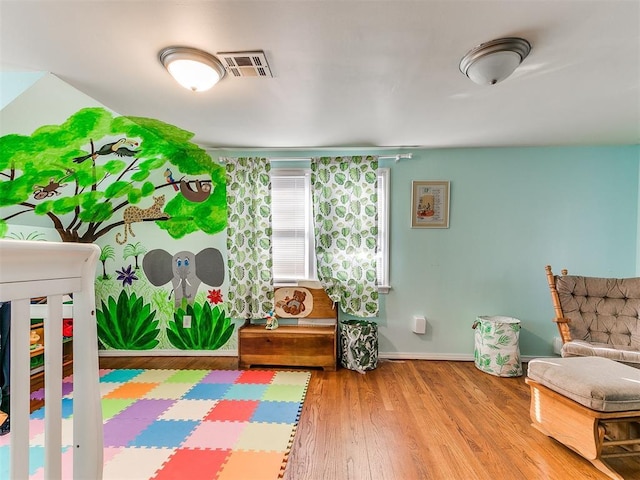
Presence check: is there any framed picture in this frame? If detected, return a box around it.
[411,181,450,228]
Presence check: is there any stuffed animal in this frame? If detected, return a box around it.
[265,311,279,330]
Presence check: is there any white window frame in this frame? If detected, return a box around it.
[271,165,390,293]
[377,168,390,293]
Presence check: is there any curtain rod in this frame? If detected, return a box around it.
[253,153,413,163]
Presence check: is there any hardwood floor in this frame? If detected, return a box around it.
[99,356,640,480]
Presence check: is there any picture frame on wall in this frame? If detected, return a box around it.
[411,181,450,228]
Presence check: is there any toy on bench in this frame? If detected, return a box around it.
[526,356,640,480]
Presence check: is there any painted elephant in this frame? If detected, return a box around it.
[143,248,224,307]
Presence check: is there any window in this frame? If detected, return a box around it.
[271,169,316,281]
[271,166,390,292]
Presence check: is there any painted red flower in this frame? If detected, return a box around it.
[207,289,223,305]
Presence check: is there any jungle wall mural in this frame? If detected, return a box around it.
[0,107,235,352]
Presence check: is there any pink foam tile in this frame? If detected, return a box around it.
[181,420,247,450]
[45,446,122,479]
[25,419,46,446]
[29,447,74,480]
[30,417,72,447]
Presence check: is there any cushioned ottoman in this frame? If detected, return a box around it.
[526,357,640,479]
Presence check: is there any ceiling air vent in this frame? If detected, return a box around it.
[216,51,273,78]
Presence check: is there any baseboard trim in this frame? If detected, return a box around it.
[380,352,547,362]
[379,352,474,361]
[99,349,238,357]
[98,350,548,362]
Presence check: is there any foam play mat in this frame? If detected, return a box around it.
[0,368,311,479]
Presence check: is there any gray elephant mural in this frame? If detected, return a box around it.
[143,248,224,307]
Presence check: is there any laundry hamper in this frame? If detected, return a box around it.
[339,320,378,372]
[472,315,523,377]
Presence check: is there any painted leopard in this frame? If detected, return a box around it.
[116,195,170,245]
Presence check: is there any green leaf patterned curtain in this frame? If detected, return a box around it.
[311,156,379,317]
[225,157,274,319]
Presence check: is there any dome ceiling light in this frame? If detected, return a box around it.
[459,37,531,86]
[159,46,226,92]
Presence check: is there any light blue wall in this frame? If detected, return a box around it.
[0,72,45,109]
[215,146,639,358]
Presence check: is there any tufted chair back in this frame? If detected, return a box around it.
[553,274,640,347]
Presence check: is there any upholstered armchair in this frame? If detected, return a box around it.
[545,265,640,368]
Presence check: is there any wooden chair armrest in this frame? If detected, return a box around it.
[553,317,571,324]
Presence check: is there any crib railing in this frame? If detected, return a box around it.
[0,239,103,480]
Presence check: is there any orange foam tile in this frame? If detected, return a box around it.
[103,382,160,399]
[217,450,286,480]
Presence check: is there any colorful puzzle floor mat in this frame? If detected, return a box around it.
[0,368,311,479]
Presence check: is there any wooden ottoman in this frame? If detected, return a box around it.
[526,357,640,479]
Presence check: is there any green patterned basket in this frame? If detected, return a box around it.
[472,315,523,377]
[339,320,378,372]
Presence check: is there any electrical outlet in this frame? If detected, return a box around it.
[412,316,426,334]
[183,315,192,328]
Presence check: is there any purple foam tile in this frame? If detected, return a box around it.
[116,399,175,420]
[201,370,242,384]
[31,388,45,400]
[62,382,74,397]
[103,417,155,447]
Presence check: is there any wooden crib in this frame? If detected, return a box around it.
[0,239,103,479]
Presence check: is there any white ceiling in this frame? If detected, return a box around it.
[1,0,639,149]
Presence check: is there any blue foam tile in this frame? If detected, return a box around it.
[99,369,145,383]
[129,419,199,448]
[183,383,231,400]
[251,401,300,424]
[224,384,269,400]
[0,445,9,478]
[30,397,74,420]
[28,445,45,475]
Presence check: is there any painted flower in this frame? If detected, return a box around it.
[207,289,223,305]
[115,265,138,287]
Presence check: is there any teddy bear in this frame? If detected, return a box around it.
[281,290,307,316]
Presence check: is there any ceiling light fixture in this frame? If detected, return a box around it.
[159,46,226,92]
[459,37,531,86]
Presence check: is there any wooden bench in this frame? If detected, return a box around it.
[238,287,338,371]
[526,357,640,479]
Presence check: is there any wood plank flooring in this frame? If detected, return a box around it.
[98,356,640,480]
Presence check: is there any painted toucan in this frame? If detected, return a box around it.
[73,138,139,163]
[164,169,179,191]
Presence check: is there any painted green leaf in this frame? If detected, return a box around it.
[131,170,150,182]
[140,181,155,196]
[104,181,132,199]
[96,290,159,350]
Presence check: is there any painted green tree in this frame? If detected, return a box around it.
[123,241,147,269]
[0,108,227,242]
[99,244,115,279]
